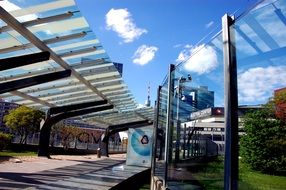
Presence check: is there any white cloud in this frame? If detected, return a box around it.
[132,45,158,65]
[105,8,147,43]
[238,66,286,103]
[205,21,214,28]
[177,44,218,75]
[173,44,183,48]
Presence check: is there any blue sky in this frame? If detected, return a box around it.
[75,0,259,106]
[1,0,285,112]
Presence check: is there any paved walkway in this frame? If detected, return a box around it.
[0,154,149,189]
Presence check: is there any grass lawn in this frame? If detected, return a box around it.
[0,150,37,157]
[192,157,286,190]
[239,162,286,190]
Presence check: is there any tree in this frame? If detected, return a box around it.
[4,106,44,144]
[273,90,286,122]
[240,100,286,174]
[0,132,13,151]
[50,121,65,147]
[57,124,83,150]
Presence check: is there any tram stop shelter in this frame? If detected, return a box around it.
[0,0,154,158]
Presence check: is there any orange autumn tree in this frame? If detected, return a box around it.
[274,88,286,122]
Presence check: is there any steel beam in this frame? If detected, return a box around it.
[0,67,61,82]
[79,65,119,76]
[17,75,118,95]
[0,32,88,54]
[0,7,110,104]
[0,70,71,94]
[49,99,108,115]
[59,46,98,58]
[38,104,113,157]
[11,91,55,107]
[71,58,107,69]
[0,11,75,33]
[0,51,50,71]
[35,86,88,99]
[101,87,125,94]
[51,95,99,106]
[43,92,94,102]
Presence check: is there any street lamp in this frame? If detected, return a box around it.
[174,75,192,162]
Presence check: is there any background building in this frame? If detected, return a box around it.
[178,86,214,122]
[113,62,123,76]
[183,106,261,154]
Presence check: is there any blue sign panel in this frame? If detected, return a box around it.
[126,126,153,167]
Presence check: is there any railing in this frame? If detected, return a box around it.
[12,133,127,153]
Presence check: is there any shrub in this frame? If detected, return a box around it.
[0,132,13,151]
[240,108,286,174]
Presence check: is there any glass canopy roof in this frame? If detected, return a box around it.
[0,0,154,128]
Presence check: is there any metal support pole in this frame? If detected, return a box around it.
[151,86,161,176]
[222,14,239,190]
[151,86,162,190]
[0,70,71,94]
[38,110,52,158]
[187,127,191,158]
[164,64,175,187]
[175,84,181,162]
[183,124,186,159]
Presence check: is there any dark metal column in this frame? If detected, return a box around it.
[164,64,175,187]
[222,14,239,190]
[101,128,110,157]
[151,86,162,180]
[38,101,113,158]
[182,123,187,159]
[38,110,52,158]
[175,86,181,162]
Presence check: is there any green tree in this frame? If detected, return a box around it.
[4,106,44,144]
[0,132,13,151]
[240,101,286,174]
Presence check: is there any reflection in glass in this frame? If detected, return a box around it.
[235,0,286,189]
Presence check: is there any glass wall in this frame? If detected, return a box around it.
[152,74,170,186]
[153,32,225,189]
[152,0,286,189]
[167,33,225,190]
[234,0,286,189]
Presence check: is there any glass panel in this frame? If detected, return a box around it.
[3,0,75,17]
[166,33,225,189]
[0,93,24,103]
[153,74,170,184]
[235,0,286,189]
[0,0,146,128]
